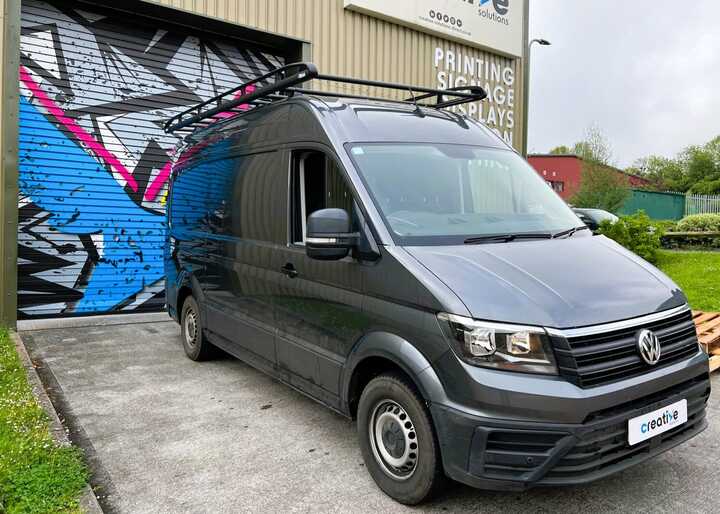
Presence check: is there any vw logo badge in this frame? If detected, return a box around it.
[637,329,661,365]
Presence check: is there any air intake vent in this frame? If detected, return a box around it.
[482,431,565,480]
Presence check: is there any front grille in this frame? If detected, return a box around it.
[552,309,700,388]
[541,376,709,482]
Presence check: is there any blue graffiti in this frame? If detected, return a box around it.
[19,96,166,312]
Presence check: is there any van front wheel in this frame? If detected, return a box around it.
[180,296,216,361]
[357,373,444,505]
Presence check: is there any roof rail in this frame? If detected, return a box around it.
[164,61,487,134]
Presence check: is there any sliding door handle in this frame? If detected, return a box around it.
[281,263,298,278]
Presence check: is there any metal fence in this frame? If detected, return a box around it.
[686,194,720,216]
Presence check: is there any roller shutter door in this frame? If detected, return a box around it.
[18,0,286,318]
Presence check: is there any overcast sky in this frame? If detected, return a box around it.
[528,0,720,167]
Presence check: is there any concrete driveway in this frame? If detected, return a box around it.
[21,318,719,514]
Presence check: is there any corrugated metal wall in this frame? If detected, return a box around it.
[17,0,286,317]
[144,0,525,149]
[12,0,524,320]
[619,190,686,221]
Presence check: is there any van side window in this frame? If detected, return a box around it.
[227,152,285,243]
[173,152,285,243]
[290,150,354,244]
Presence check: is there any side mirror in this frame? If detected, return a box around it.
[306,208,358,261]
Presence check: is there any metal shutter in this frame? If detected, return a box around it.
[18,0,285,318]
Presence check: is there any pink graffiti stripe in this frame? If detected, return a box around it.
[212,84,257,119]
[144,161,172,201]
[159,84,260,187]
[143,85,257,200]
[19,65,139,192]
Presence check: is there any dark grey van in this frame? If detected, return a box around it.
[164,64,710,504]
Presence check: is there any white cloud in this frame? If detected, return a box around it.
[528,0,720,167]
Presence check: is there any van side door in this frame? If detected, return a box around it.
[203,151,285,365]
[273,148,368,407]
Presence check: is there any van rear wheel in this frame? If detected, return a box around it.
[357,373,444,505]
[180,296,216,361]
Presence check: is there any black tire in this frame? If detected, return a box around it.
[357,373,445,505]
[180,296,216,361]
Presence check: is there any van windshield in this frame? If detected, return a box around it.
[348,143,583,245]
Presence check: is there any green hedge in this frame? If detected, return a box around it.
[651,219,678,233]
[604,214,720,252]
[665,214,720,249]
[676,213,720,232]
[598,211,663,264]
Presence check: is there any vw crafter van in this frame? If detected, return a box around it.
[164,64,710,505]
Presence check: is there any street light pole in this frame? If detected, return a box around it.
[521,37,551,157]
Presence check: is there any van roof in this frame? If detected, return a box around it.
[303,95,509,147]
[182,94,511,151]
[167,62,511,152]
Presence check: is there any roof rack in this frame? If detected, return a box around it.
[164,62,487,134]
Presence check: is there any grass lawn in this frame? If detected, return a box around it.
[656,250,720,312]
[0,328,88,514]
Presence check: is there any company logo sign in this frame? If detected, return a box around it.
[628,398,687,445]
[640,407,681,435]
[476,0,510,26]
[480,0,509,16]
[637,329,662,365]
[345,0,525,57]
[429,0,510,29]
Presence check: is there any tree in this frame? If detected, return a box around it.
[549,145,572,155]
[571,162,630,212]
[684,138,720,194]
[572,125,614,165]
[569,126,629,211]
[630,155,685,190]
[630,135,720,193]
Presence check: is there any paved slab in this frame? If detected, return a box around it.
[22,321,719,514]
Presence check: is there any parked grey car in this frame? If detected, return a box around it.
[164,64,710,505]
[573,207,619,232]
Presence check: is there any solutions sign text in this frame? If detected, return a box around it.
[344,0,524,57]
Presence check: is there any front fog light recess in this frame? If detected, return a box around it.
[438,313,558,375]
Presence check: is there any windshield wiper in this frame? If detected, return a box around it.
[552,225,590,239]
[464,232,553,245]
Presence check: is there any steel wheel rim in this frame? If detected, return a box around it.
[368,399,418,480]
[184,308,198,348]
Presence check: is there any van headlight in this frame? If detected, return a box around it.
[437,313,558,375]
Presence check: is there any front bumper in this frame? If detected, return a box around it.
[431,373,710,491]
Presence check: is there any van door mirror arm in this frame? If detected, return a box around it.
[354,224,382,263]
[353,204,382,262]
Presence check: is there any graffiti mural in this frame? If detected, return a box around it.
[18,0,284,318]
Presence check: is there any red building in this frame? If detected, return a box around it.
[528,154,650,200]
